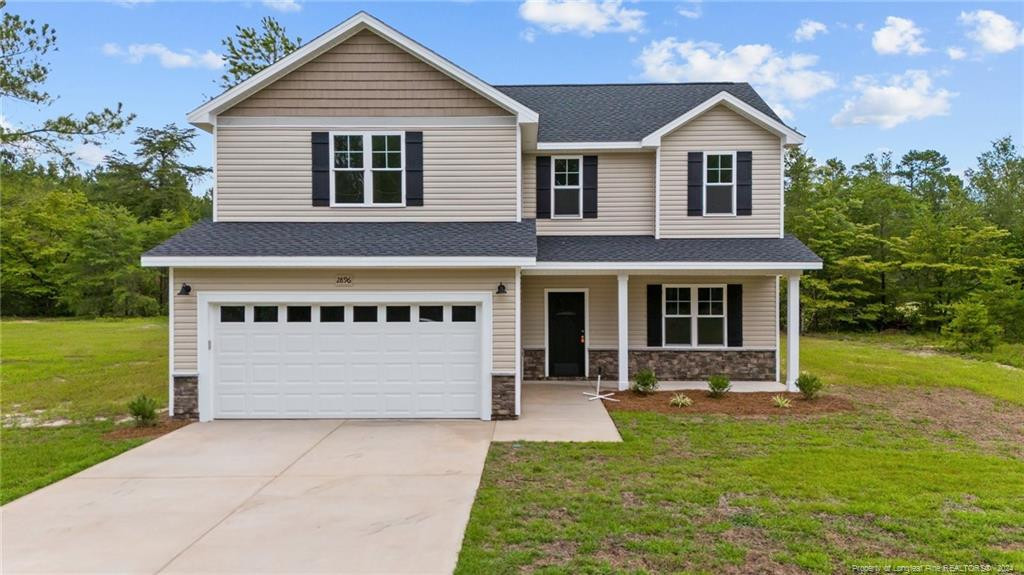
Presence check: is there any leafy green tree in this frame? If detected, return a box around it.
[896,150,961,214]
[90,124,211,220]
[220,17,301,89]
[966,136,1024,253]
[942,299,1003,352]
[0,2,133,169]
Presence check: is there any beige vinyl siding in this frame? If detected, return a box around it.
[171,268,517,373]
[521,276,618,349]
[216,124,518,221]
[627,275,777,348]
[523,153,656,235]
[222,30,509,117]
[659,105,782,238]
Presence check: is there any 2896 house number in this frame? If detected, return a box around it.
[335,275,353,285]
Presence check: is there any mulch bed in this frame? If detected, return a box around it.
[605,391,855,416]
[103,416,191,440]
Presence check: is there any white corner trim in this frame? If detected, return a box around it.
[654,146,661,239]
[187,12,538,130]
[514,269,522,416]
[211,122,218,222]
[779,139,786,239]
[195,290,495,422]
[168,267,175,415]
[528,261,823,271]
[516,124,523,223]
[641,91,805,147]
[141,256,537,268]
[617,273,629,391]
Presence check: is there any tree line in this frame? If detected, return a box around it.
[785,139,1023,348]
[2,6,1022,350]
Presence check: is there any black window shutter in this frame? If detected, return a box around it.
[406,131,424,206]
[646,284,663,347]
[687,151,703,216]
[727,284,743,347]
[311,132,330,207]
[536,156,551,219]
[582,155,598,219]
[736,151,752,216]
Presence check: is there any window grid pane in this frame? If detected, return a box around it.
[333,135,363,169]
[419,305,443,322]
[254,306,278,323]
[320,306,345,322]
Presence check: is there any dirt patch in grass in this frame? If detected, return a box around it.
[836,385,1024,457]
[103,417,190,440]
[607,391,854,416]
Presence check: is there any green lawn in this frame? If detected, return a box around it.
[2,318,168,421]
[797,335,1024,405]
[458,335,1024,573]
[1,318,169,504]
[809,331,1024,370]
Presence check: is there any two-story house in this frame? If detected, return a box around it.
[142,12,822,422]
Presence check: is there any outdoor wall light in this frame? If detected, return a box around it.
[177,283,192,296]
[496,283,507,295]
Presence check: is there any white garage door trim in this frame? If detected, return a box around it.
[196,291,493,422]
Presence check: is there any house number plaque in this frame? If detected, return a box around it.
[335,275,353,286]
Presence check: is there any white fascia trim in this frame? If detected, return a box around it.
[527,261,823,271]
[217,116,516,128]
[142,256,536,268]
[536,141,644,151]
[641,91,805,147]
[187,12,538,130]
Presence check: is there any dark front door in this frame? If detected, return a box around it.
[548,291,585,377]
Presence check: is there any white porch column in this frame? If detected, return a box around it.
[786,274,801,391]
[617,273,629,391]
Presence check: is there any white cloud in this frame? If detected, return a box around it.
[794,19,827,42]
[637,38,836,120]
[103,43,224,70]
[74,144,109,168]
[832,70,954,129]
[677,1,701,20]
[946,46,966,60]
[518,0,645,36]
[109,0,154,7]
[959,10,1024,53]
[262,0,301,13]
[521,28,537,43]
[872,16,928,55]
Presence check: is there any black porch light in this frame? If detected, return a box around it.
[496,282,507,295]
[177,282,192,296]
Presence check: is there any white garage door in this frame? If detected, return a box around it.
[212,302,483,419]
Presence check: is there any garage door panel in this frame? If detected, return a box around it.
[213,301,484,419]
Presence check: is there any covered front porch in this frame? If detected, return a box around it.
[519,235,822,394]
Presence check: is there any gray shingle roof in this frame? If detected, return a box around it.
[537,235,821,263]
[144,220,537,258]
[495,83,786,143]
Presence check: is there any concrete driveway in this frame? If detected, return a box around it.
[1,420,494,575]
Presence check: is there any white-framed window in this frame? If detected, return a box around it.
[704,152,735,216]
[663,285,727,347]
[551,156,582,218]
[330,132,405,207]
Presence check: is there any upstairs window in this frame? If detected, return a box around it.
[704,152,735,215]
[552,157,582,218]
[331,133,404,206]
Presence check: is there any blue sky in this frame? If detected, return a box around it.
[7,1,1024,191]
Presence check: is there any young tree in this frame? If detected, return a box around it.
[220,17,301,89]
[0,2,133,169]
[966,136,1024,245]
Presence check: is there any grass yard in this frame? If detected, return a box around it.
[458,336,1024,574]
[1,318,171,504]
[798,335,1024,405]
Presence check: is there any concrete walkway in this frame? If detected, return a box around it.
[1,420,493,575]
[494,383,622,442]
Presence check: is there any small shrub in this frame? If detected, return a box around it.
[632,369,659,395]
[707,374,731,398]
[128,394,158,427]
[771,394,792,408]
[669,393,693,407]
[795,372,825,400]
[943,299,1003,352]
